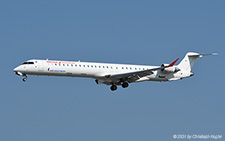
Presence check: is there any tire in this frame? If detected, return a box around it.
[122,82,129,88]
[110,85,117,91]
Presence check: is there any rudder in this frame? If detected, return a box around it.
[178,52,200,72]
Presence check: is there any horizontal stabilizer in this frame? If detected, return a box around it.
[188,53,218,58]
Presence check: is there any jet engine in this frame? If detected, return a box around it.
[161,64,180,73]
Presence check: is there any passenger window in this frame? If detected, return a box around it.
[55,64,57,66]
[79,65,81,67]
[71,64,73,67]
[83,65,85,67]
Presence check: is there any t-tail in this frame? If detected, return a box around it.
[177,52,218,72]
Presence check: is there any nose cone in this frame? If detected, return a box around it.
[13,66,22,72]
[13,67,19,72]
[13,66,24,75]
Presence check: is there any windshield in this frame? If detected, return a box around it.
[22,62,34,65]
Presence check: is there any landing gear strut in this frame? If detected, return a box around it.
[110,85,117,91]
[122,82,129,88]
[22,75,27,82]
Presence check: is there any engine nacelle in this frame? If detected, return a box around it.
[162,66,180,73]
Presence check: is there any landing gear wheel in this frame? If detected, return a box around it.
[122,82,129,88]
[22,74,27,82]
[22,78,27,82]
[110,85,117,91]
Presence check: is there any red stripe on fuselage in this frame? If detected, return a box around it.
[46,61,75,64]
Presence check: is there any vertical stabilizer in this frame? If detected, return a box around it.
[178,52,217,72]
[178,52,198,72]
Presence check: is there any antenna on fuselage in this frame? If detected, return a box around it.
[46,58,49,61]
[78,60,80,62]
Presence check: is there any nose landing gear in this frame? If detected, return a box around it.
[22,75,27,82]
[22,78,27,82]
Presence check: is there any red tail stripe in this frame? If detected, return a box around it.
[168,58,179,67]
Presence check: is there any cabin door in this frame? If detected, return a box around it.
[38,61,44,71]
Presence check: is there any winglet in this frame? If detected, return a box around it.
[168,58,179,67]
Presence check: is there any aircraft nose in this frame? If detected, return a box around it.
[13,67,18,72]
[13,66,21,72]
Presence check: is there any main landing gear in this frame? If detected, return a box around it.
[110,85,117,91]
[22,75,27,82]
[122,82,129,88]
[110,82,129,91]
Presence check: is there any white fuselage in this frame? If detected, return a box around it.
[13,52,215,91]
[13,59,192,85]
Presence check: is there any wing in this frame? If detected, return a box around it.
[104,58,179,84]
[105,67,161,83]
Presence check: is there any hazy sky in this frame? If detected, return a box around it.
[0,0,224,140]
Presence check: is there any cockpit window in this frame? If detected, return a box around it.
[22,62,34,65]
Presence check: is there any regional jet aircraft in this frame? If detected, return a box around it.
[13,52,216,91]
